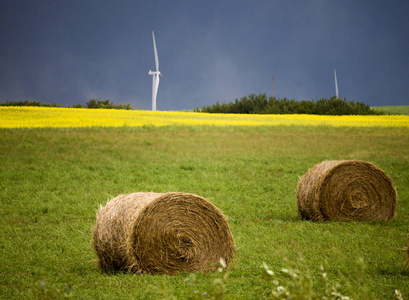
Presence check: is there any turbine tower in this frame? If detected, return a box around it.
[148,31,162,111]
[334,69,339,98]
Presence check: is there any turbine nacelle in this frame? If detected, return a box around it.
[148,70,161,76]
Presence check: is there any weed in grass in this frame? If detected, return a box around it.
[181,259,229,300]
[36,280,73,300]
[152,246,405,299]
[260,242,353,300]
[395,289,405,300]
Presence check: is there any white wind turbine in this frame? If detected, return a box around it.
[148,31,164,111]
[334,69,339,98]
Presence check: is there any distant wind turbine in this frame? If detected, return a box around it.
[334,69,339,98]
[148,31,164,111]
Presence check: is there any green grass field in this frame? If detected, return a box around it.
[1,126,408,299]
[373,106,409,115]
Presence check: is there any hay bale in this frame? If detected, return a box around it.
[92,192,235,274]
[297,160,397,222]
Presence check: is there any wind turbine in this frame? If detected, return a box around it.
[334,69,339,98]
[148,31,163,111]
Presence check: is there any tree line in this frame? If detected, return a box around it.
[0,99,133,110]
[2,94,384,115]
[194,94,384,115]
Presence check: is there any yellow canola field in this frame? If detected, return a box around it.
[1,106,409,128]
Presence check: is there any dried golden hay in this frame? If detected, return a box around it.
[297,160,397,222]
[92,192,236,274]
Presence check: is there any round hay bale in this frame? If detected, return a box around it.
[92,192,235,274]
[297,160,397,222]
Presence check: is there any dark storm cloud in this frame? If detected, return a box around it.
[1,0,408,110]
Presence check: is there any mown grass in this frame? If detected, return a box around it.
[373,106,409,115]
[1,125,408,299]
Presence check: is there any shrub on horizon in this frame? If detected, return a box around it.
[0,99,133,110]
[195,94,384,116]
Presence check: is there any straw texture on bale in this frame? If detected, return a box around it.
[93,192,235,274]
[297,160,397,222]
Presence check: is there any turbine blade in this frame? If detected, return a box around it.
[152,31,159,71]
[334,69,339,98]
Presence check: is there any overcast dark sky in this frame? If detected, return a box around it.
[1,0,408,110]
